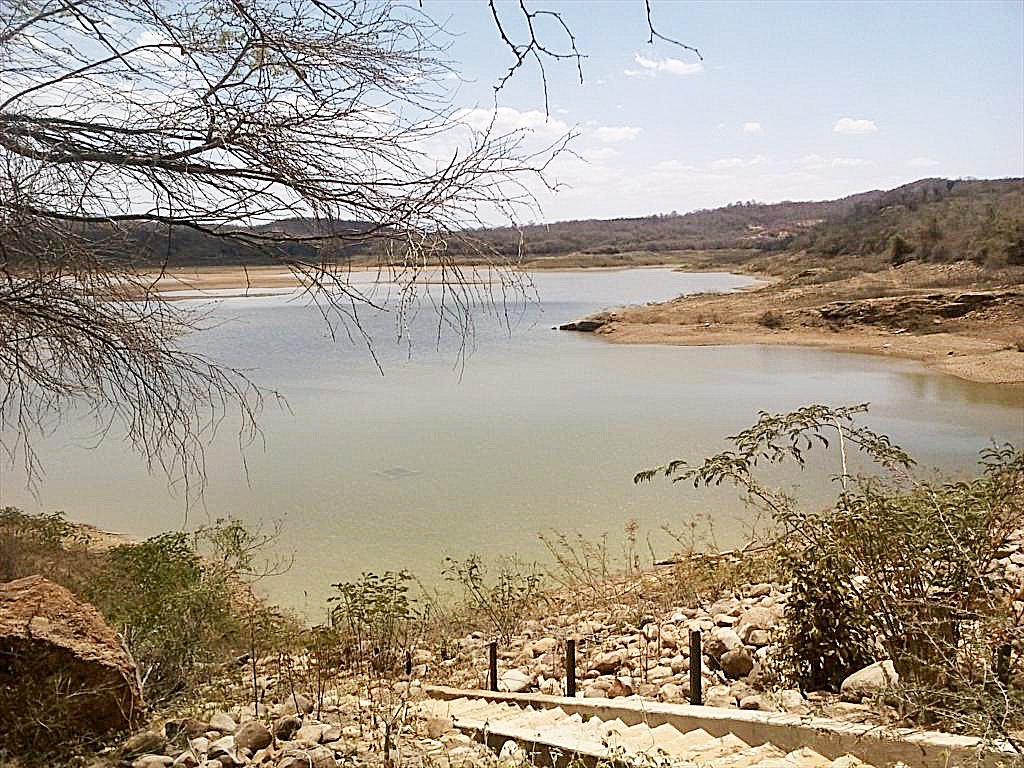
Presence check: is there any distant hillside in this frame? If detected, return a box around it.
[795,178,1024,266]
[447,191,887,258]
[45,177,1023,269]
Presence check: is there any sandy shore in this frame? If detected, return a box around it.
[583,260,1024,386]
[598,322,1024,385]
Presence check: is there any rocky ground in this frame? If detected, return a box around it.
[105,528,1024,768]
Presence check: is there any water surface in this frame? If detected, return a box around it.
[3,268,1021,613]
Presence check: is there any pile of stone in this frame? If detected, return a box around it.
[123,690,489,768]
[441,580,913,723]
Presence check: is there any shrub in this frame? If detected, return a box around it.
[756,310,784,329]
[637,404,1024,742]
[329,571,425,766]
[443,554,543,646]
[87,532,241,702]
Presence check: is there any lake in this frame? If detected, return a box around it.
[3,268,1022,614]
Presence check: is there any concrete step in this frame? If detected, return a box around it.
[419,694,882,768]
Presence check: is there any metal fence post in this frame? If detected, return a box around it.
[689,630,702,705]
[565,638,577,698]
[488,641,498,692]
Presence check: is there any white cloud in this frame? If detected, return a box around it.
[742,122,763,134]
[593,125,642,143]
[708,155,769,170]
[831,157,871,167]
[908,157,940,168]
[797,154,828,169]
[453,107,568,137]
[624,53,704,78]
[581,146,620,162]
[833,117,878,135]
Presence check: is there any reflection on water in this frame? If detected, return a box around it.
[2,269,1021,613]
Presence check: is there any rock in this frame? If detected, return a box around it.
[659,625,679,649]
[167,719,210,739]
[280,693,314,716]
[124,730,168,756]
[704,685,737,708]
[704,628,742,661]
[739,695,764,711]
[589,649,627,674]
[426,716,453,739]
[133,756,175,768]
[780,689,810,715]
[646,665,673,681]
[735,607,779,643]
[658,683,685,703]
[538,677,563,696]
[747,583,773,598]
[583,682,608,698]
[558,315,610,333]
[189,737,210,755]
[173,752,199,768]
[708,597,740,617]
[294,723,325,744]
[499,668,531,693]
[840,660,899,702]
[277,746,335,768]
[234,721,272,751]
[0,575,145,736]
[320,725,342,743]
[745,629,771,646]
[209,713,237,734]
[208,735,235,757]
[273,715,302,741]
[530,637,558,656]
[720,647,755,679]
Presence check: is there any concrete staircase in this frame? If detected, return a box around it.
[420,695,870,767]
[420,687,1015,768]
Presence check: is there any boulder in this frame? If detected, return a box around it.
[426,716,453,739]
[273,715,302,741]
[498,668,531,693]
[720,648,755,679]
[589,649,627,674]
[209,713,236,734]
[704,628,742,661]
[280,693,314,716]
[840,660,899,702]
[0,575,145,736]
[132,756,175,768]
[234,720,272,751]
[735,607,779,643]
[278,746,335,768]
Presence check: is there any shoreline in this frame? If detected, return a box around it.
[594,322,1024,386]
[142,262,1023,386]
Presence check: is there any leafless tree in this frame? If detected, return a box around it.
[0,0,577,495]
[0,0,699,497]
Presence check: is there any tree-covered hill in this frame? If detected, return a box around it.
[794,178,1023,266]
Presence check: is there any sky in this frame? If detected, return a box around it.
[420,0,1024,223]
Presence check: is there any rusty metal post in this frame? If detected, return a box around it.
[996,643,1012,689]
[565,638,577,698]
[488,641,498,692]
[689,630,703,705]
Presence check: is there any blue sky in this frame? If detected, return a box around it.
[422,0,1024,222]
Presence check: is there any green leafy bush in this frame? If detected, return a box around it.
[87,532,241,701]
[638,404,1023,742]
